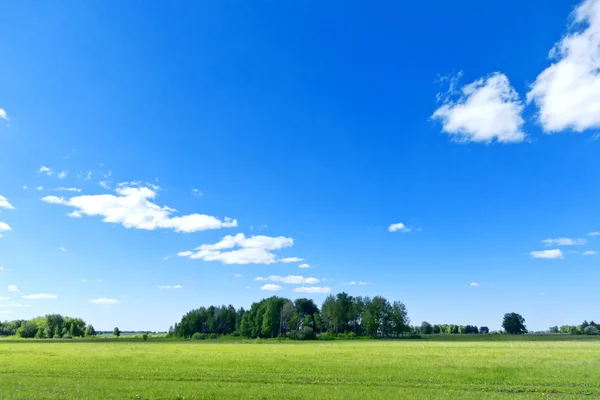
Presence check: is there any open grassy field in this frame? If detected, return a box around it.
[1,337,600,399]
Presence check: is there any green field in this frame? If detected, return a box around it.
[1,337,600,399]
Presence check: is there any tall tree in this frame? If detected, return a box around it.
[502,313,527,335]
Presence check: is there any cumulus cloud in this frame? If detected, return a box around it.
[583,250,597,256]
[279,257,304,263]
[57,171,67,179]
[260,284,282,291]
[0,195,14,209]
[432,73,525,143]
[388,222,411,233]
[22,294,57,300]
[89,298,120,304]
[0,222,12,232]
[0,108,8,120]
[8,285,19,292]
[541,237,587,246]
[158,285,183,289]
[530,249,564,259]
[255,275,320,284]
[527,0,600,133]
[41,184,237,233]
[36,186,43,191]
[178,233,294,264]
[298,263,311,269]
[293,286,331,293]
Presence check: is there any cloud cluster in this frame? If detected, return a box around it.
[178,233,298,264]
[260,284,282,292]
[42,185,237,233]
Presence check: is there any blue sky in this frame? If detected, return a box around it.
[1,0,599,331]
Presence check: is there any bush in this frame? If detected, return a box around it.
[297,326,316,341]
[142,333,149,341]
[63,334,73,339]
[584,326,599,335]
[317,332,336,341]
[191,332,202,340]
[210,333,218,340]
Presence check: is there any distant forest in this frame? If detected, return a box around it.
[1,292,599,339]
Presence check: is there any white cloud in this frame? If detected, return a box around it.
[234,273,243,278]
[55,187,82,193]
[57,171,67,179]
[298,263,311,269]
[260,284,282,292]
[388,222,411,233]
[530,249,564,259]
[583,250,597,256]
[432,73,525,143]
[527,0,600,133]
[0,195,14,209]
[99,181,110,190]
[85,171,92,180]
[158,285,183,289]
[0,266,4,270]
[255,275,320,284]
[0,296,8,300]
[22,186,27,190]
[469,282,480,287]
[8,285,19,292]
[22,294,57,300]
[341,281,369,286]
[59,247,67,252]
[0,108,8,120]
[541,237,587,246]
[67,211,82,218]
[279,257,304,263]
[89,298,120,304]
[41,184,237,233]
[0,222,12,232]
[81,279,88,282]
[293,286,331,293]
[589,232,600,236]
[178,233,294,264]
[192,189,203,197]
[36,186,43,191]
[39,166,52,176]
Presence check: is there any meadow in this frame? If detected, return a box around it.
[1,336,600,399]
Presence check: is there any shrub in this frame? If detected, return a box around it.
[584,326,599,335]
[210,333,218,340]
[317,332,336,341]
[142,333,149,342]
[298,326,316,341]
[191,332,202,340]
[63,334,73,339]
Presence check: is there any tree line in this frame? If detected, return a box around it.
[170,292,411,340]
[550,320,600,335]
[0,314,96,338]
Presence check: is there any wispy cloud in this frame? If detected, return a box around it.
[0,108,8,120]
[341,281,370,286]
[42,184,237,233]
[89,298,120,305]
[55,187,82,193]
[36,186,43,191]
[589,232,600,236]
[59,247,67,252]
[260,284,282,291]
[234,274,243,278]
[192,189,203,197]
[293,286,331,293]
[57,171,67,179]
[255,275,320,284]
[583,250,597,256]
[298,263,311,269]
[39,166,52,176]
[541,237,587,246]
[388,222,411,233]
[22,294,57,300]
[158,285,183,289]
[469,282,479,287]
[7,285,18,292]
[530,249,564,259]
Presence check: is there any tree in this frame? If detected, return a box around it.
[113,327,121,338]
[502,313,527,335]
[549,326,559,334]
[390,301,410,337]
[85,325,96,337]
[421,321,433,335]
[479,326,489,334]
[584,326,599,335]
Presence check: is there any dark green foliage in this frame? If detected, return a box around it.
[2,315,87,339]
[502,313,527,335]
[113,327,121,337]
[85,325,96,337]
[479,326,489,334]
[421,321,433,335]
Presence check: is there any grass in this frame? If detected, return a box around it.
[1,336,600,399]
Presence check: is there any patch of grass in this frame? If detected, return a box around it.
[1,337,600,399]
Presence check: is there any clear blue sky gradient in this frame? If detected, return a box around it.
[1,0,599,331]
